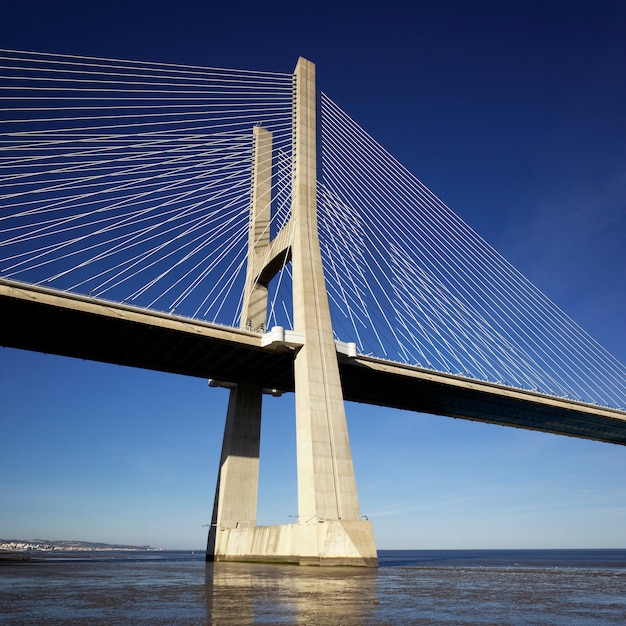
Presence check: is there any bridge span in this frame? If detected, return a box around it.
[3,278,625,447]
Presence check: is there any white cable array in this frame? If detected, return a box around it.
[0,50,293,326]
[1,50,624,411]
[318,92,626,410]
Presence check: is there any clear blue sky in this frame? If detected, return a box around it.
[1,1,625,550]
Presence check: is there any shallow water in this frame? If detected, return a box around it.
[1,550,625,624]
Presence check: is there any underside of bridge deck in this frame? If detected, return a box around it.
[2,279,626,446]
[1,287,295,389]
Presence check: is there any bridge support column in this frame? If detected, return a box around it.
[207,383,263,560]
[207,58,377,567]
[207,124,271,562]
[289,57,377,566]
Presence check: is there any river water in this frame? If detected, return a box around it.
[1,550,625,624]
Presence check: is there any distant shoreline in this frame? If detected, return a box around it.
[0,538,162,553]
[0,548,204,566]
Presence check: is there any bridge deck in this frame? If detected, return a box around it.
[2,279,625,446]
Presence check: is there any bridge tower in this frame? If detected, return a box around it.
[206,58,378,566]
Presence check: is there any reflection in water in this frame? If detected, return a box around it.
[205,562,380,624]
[2,553,625,624]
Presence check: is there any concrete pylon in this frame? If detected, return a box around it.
[207,58,377,567]
[206,126,272,558]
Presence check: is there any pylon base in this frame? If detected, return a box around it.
[207,520,378,567]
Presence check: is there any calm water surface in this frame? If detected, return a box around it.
[1,550,625,624]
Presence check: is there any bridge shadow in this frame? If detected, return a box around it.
[204,561,380,624]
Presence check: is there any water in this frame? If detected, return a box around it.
[1,550,626,624]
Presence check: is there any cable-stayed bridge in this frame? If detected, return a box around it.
[1,50,625,565]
